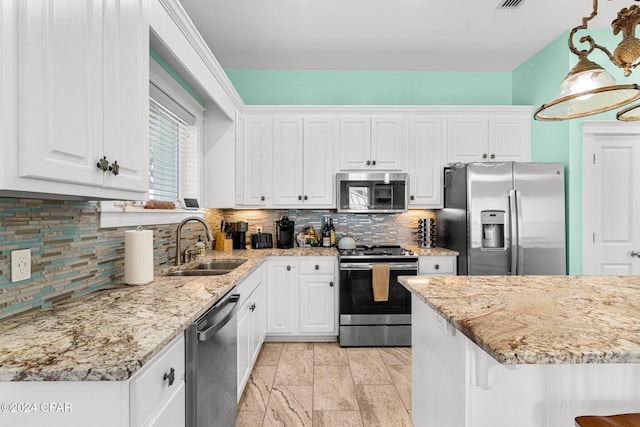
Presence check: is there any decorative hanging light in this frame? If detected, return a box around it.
[534,0,640,121]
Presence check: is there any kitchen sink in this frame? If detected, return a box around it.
[166,269,233,277]
[165,258,248,277]
[192,259,248,270]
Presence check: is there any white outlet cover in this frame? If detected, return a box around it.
[11,249,31,282]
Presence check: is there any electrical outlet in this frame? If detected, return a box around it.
[11,249,31,282]
[256,226,263,233]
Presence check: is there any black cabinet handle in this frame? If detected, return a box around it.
[96,156,108,172]
[250,303,256,312]
[304,195,308,200]
[286,265,291,271]
[366,160,371,165]
[329,281,334,287]
[298,195,302,200]
[372,160,376,166]
[410,195,415,201]
[490,154,496,160]
[315,264,319,270]
[108,160,120,176]
[261,196,265,201]
[482,153,488,159]
[434,264,440,270]
[163,367,175,387]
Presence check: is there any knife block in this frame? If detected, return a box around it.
[214,232,233,251]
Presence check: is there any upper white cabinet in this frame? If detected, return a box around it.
[339,116,404,171]
[408,116,444,208]
[446,113,530,164]
[272,116,335,207]
[2,0,149,199]
[237,115,272,206]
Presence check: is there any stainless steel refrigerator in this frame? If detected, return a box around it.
[436,162,566,275]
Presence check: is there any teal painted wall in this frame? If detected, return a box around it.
[225,70,512,105]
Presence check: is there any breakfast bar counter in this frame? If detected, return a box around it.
[398,275,640,427]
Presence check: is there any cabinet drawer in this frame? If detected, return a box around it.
[419,256,455,275]
[130,334,185,427]
[299,258,335,274]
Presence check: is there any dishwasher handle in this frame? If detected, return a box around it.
[197,294,240,342]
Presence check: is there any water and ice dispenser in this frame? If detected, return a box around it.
[481,210,505,250]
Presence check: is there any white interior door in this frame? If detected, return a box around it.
[583,122,640,275]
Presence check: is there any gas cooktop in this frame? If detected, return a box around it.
[338,245,417,260]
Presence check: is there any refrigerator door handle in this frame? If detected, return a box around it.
[508,189,518,275]
[515,190,524,275]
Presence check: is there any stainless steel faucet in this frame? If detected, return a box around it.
[175,216,214,266]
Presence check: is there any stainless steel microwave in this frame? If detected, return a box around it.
[336,173,409,213]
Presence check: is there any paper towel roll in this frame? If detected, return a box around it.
[124,228,154,285]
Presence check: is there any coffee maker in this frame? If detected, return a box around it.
[232,221,248,249]
[275,216,295,249]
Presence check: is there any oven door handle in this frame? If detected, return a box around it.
[339,263,418,271]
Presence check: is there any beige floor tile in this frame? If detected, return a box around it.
[314,342,348,366]
[282,342,314,351]
[313,411,364,427]
[274,349,314,386]
[238,365,277,412]
[378,347,412,366]
[235,410,265,427]
[346,348,392,385]
[257,342,283,366]
[263,385,313,427]
[387,365,412,413]
[355,384,413,427]
[313,365,359,411]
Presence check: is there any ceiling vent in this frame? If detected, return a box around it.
[497,0,525,9]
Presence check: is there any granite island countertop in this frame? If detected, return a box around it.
[399,275,640,365]
[0,247,336,382]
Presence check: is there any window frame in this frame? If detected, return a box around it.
[99,58,205,228]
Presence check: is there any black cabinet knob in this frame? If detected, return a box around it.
[163,367,175,387]
[482,153,488,159]
[261,196,266,201]
[304,195,308,201]
[286,265,291,271]
[96,156,108,172]
[329,281,334,287]
[315,264,319,270]
[372,160,376,166]
[434,264,440,270]
[108,160,120,176]
[410,195,415,201]
[366,160,371,166]
[298,195,302,200]
[490,154,496,159]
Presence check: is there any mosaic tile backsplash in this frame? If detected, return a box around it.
[0,198,434,319]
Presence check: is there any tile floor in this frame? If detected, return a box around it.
[235,342,413,427]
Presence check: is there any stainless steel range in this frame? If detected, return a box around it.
[338,245,417,347]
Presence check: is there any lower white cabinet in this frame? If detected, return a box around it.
[0,334,185,427]
[266,257,337,339]
[236,264,266,400]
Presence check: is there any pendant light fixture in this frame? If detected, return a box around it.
[534,0,640,121]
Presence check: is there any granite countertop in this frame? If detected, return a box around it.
[0,247,336,382]
[406,246,458,257]
[399,275,640,365]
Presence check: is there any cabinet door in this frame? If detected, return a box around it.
[303,116,335,206]
[371,117,404,170]
[266,260,298,334]
[447,117,489,163]
[489,116,530,162]
[236,297,252,399]
[17,0,104,187]
[408,117,443,207]
[235,114,245,205]
[299,274,335,334]
[272,117,304,206]
[251,281,266,362]
[102,0,149,192]
[241,116,271,206]
[339,117,371,170]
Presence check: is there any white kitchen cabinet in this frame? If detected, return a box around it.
[447,113,530,164]
[272,116,335,207]
[266,257,337,339]
[0,334,185,427]
[339,116,404,171]
[418,255,457,276]
[3,0,149,200]
[408,116,444,207]
[237,115,272,206]
[236,264,266,400]
[298,258,336,334]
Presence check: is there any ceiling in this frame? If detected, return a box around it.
[177,0,628,72]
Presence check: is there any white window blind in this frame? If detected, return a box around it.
[148,89,199,203]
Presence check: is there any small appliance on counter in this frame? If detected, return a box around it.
[275,216,295,249]
[251,232,273,249]
[232,221,248,249]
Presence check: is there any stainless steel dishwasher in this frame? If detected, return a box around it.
[186,290,240,427]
